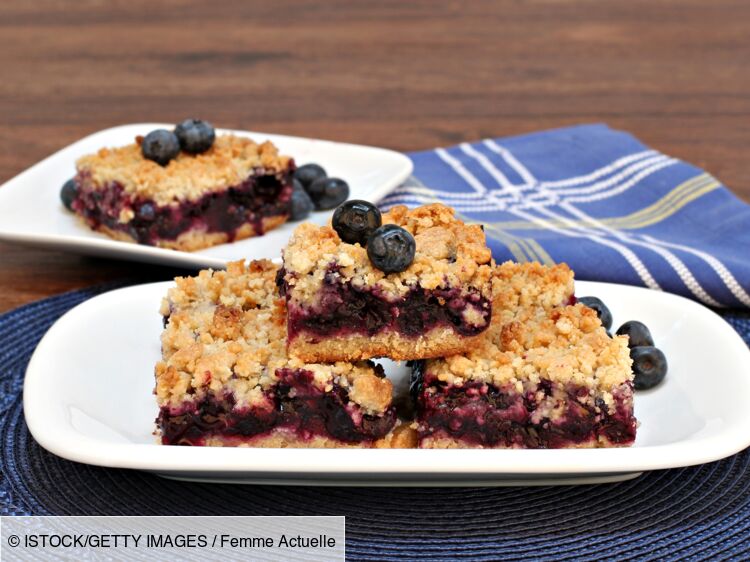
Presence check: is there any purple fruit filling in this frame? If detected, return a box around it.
[280,266,491,341]
[157,367,396,446]
[410,363,636,448]
[72,167,293,245]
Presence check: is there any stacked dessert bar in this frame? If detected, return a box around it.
[278,204,494,361]
[155,260,413,448]
[155,202,636,449]
[411,262,637,448]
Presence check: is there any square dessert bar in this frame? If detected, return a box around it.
[155,260,413,448]
[279,204,494,362]
[412,262,637,449]
[72,135,294,251]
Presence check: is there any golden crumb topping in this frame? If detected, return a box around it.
[76,135,292,206]
[155,260,392,415]
[492,261,574,323]
[425,263,632,393]
[283,203,494,301]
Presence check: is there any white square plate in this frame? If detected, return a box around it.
[0,124,413,268]
[23,279,750,486]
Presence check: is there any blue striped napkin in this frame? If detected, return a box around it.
[380,124,750,308]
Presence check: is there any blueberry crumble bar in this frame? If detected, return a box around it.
[155,260,411,448]
[411,262,637,449]
[279,203,495,362]
[70,134,294,251]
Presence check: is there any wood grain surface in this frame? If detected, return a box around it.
[1,0,748,312]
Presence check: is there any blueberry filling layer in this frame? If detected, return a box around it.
[281,267,491,341]
[158,368,396,446]
[72,168,293,245]
[411,363,636,448]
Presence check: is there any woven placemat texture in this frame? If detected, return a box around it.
[2,286,750,561]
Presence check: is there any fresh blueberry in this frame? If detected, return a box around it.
[631,346,668,390]
[60,178,78,211]
[616,320,654,348]
[577,296,613,330]
[367,224,416,273]
[141,129,180,166]
[290,183,314,221]
[174,119,215,154]
[294,164,327,190]
[332,200,382,245]
[307,177,350,210]
[136,202,156,222]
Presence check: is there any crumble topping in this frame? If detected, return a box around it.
[77,134,292,206]
[492,261,574,315]
[155,260,392,415]
[424,263,632,394]
[283,203,494,301]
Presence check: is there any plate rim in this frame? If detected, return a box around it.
[22,280,750,478]
[0,123,414,268]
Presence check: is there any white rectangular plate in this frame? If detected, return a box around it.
[0,124,413,268]
[23,280,750,486]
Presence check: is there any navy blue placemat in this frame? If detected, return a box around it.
[2,286,750,561]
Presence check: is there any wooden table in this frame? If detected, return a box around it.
[1,0,748,313]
